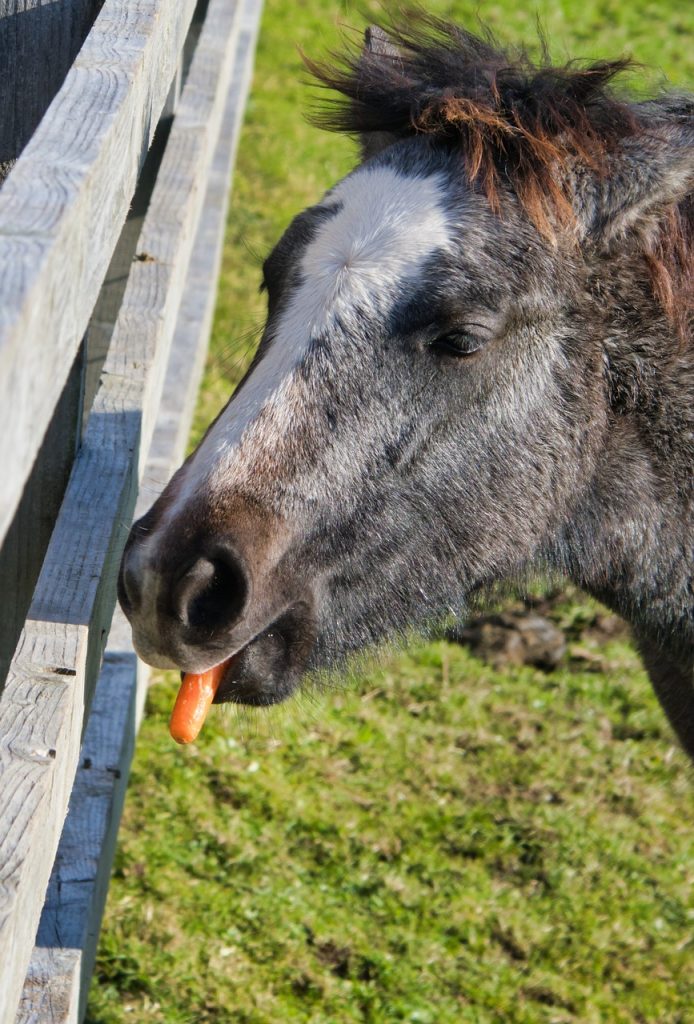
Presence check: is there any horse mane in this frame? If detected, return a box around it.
[305,13,693,344]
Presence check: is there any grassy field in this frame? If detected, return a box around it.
[87,2,693,1022]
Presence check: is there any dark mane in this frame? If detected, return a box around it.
[305,13,692,342]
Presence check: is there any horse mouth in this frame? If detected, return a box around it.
[209,603,316,707]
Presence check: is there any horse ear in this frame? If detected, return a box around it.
[575,119,694,245]
[359,26,402,161]
[364,25,399,59]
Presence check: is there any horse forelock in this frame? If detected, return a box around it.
[306,12,693,346]
[306,15,637,231]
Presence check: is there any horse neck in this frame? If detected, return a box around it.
[557,397,693,658]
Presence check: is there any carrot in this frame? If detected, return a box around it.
[169,660,230,744]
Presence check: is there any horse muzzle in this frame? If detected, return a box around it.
[117,496,317,705]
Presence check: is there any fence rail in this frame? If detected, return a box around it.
[0,0,263,1019]
[0,0,199,550]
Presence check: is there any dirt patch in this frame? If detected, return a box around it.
[446,594,629,670]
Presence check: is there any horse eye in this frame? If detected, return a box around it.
[430,331,485,358]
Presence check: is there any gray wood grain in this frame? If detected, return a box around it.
[0,0,250,1016]
[17,610,147,1024]
[0,0,199,551]
[0,344,84,691]
[145,0,264,488]
[0,1,101,165]
[16,950,80,1024]
[14,3,264,1016]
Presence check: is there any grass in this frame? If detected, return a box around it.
[88,2,694,1022]
[89,626,694,1023]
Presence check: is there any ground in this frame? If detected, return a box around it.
[87,2,694,1021]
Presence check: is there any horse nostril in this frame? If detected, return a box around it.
[173,548,248,634]
[118,549,142,616]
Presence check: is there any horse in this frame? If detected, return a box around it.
[118,15,694,757]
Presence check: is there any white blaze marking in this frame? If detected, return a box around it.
[169,164,452,515]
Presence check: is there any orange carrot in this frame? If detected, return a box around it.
[169,660,230,744]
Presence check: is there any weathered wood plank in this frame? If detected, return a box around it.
[145,0,264,487]
[16,950,81,1024]
[0,1,101,165]
[0,621,91,1022]
[0,342,84,691]
[17,611,147,1024]
[14,3,264,1017]
[0,0,246,1017]
[0,0,199,550]
[80,112,176,436]
[0,451,135,1024]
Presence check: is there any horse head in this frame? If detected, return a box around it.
[118,17,693,750]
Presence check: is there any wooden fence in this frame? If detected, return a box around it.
[0,0,263,1018]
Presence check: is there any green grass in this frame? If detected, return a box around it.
[88,632,693,1023]
[88,2,694,1022]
